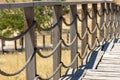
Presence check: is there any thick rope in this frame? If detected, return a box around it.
[0,48,37,76]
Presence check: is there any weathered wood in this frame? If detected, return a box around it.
[91,4,97,48]
[53,5,62,80]
[81,39,120,80]
[81,4,88,64]
[42,35,45,48]
[99,3,105,41]
[83,76,120,80]
[0,1,113,9]
[100,60,120,64]
[105,3,111,40]
[110,3,115,38]
[97,67,120,71]
[24,7,36,80]
[86,70,120,76]
[70,5,78,68]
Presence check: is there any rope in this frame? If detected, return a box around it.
[77,28,88,40]
[77,14,87,22]
[0,48,37,76]
[62,15,77,26]
[87,24,97,34]
[79,44,88,60]
[104,8,110,15]
[62,34,77,47]
[37,40,62,58]
[0,20,36,41]
[88,38,98,50]
[34,63,62,80]
[62,53,79,68]
[87,10,97,19]
[37,17,62,31]
[97,9,104,17]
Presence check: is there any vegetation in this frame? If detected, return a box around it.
[0,9,24,37]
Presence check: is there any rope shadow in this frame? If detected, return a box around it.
[60,50,99,80]
[60,39,118,80]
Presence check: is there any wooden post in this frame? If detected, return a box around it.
[118,6,120,36]
[91,4,97,47]
[113,4,119,38]
[81,4,88,64]
[117,5,120,37]
[67,31,69,43]
[70,5,78,68]
[53,5,62,80]
[99,3,105,42]
[24,7,36,80]
[14,40,17,50]
[43,35,45,48]
[20,37,24,50]
[105,3,110,40]
[1,40,5,54]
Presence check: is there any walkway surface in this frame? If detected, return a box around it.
[60,39,120,80]
[81,41,120,80]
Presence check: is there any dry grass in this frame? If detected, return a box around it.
[0,49,72,80]
[0,53,26,80]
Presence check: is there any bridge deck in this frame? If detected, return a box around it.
[60,39,120,80]
[81,42,120,80]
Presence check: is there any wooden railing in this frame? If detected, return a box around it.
[0,0,120,80]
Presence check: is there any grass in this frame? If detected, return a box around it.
[0,49,73,80]
[0,53,26,80]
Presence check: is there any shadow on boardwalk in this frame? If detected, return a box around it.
[60,38,119,80]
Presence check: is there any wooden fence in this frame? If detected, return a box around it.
[0,0,120,80]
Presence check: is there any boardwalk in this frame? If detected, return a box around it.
[81,40,120,80]
[60,39,120,80]
[0,1,120,80]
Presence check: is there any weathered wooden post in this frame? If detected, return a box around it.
[91,4,97,47]
[119,6,120,36]
[99,3,105,42]
[67,31,69,44]
[53,5,62,80]
[43,35,45,48]
[70,5,78,68]
[81,4,88,64]
[24,7,36,80]
[14,40,17,50]
[105,3,110,40]
[111,3,117,38]
[117,4,120,37]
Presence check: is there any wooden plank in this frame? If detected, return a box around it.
[70,5,78,68]
[82,76,120,80]
[100,60,120,64]
[103,54,120,58]
[102,58,120,61]
[86,72,120,77]
[85,69,120,72]
[97,67,120,71]
[53,5,62,80]
[98,63,120,67]
[24,7,36,80]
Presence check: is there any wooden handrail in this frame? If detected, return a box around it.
[0,0,113,9]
